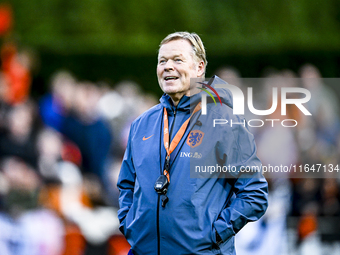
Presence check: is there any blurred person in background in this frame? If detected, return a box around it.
[40,160,122,255]
[0,43,32,105]
[36,128,81,181]
[0,4,12,37]
[0,157,64,255]
[60,81,113,196]
[256,71,300,179]
[296,200,322,255]
[114,81,158,151]
[0,100,39,168]
[299,64,340,146]
[39,70,77,133]
[35,127,127,255]
[215,66,244,92]
[320,178,340,216]
[0,71,11,132]
[39,73,115,205]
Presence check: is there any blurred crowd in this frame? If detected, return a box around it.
[0,39,340,255]
[0,41,157,255]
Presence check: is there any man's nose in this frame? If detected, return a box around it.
[164,60,174,71]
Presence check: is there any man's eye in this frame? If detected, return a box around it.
[159,60,166,64]
[175,59,182,62]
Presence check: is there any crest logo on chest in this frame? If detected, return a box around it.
[187,130,204,148]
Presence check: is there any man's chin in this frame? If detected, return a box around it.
[162,85,180,95]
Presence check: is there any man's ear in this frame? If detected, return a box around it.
[197,60,205,77]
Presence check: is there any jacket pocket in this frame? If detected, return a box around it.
[124,203,136,238]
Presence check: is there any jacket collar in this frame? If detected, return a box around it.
[159,75,234,115]
[159,94,191,114]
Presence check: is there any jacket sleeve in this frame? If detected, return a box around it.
[117,125,136,235]
[213,120,269,243]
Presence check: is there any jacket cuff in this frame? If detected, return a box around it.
[213,219,235,243]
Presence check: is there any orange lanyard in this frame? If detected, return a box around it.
[163,103,201,182]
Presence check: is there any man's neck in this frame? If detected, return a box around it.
[169,95,183,106]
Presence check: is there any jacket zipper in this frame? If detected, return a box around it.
[157,106,177,255]
[169,108,177,139]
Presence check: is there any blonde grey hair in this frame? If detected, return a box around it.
[160,32,207,75]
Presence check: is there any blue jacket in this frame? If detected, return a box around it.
[117,76,268,255]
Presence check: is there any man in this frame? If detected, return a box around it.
[117,32,268,255]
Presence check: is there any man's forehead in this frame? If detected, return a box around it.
[158,39,193,58]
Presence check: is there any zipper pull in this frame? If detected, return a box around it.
[161,194,169,207]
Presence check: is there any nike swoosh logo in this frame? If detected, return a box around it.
[143,134,154,141]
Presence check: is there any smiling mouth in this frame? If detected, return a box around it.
[164,77,179,81]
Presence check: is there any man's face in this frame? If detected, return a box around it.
[157,39,204,103]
